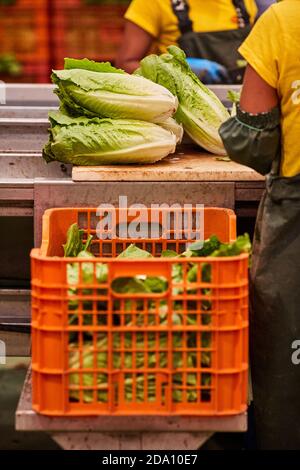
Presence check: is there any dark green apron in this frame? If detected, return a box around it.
[171,0,251,83]
[219,101,299,448]
[251,157,300,449]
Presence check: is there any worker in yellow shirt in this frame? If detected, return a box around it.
[220,0,300,449]
[116,0,274,83]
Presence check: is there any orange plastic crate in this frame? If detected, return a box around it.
[51,1,128,68]
[31,207,248,416]
[0,0,49,61]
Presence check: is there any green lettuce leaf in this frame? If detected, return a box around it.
[117,244,153,259]
[63,223,93,257]
[64,57,126,75]
[161,249,178,258]
[188,235,221,257]
[211,233,252,257]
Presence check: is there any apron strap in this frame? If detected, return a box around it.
[171,0,193,34]
[171,0,250,34]
[232,0,251,27]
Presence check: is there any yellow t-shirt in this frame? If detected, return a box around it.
[239,1,300,177]
[125,0,258,54]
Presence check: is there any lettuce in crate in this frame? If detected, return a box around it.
[64,224,251,404]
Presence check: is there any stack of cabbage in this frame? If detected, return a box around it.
[43,58,180,165]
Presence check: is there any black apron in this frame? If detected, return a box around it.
[171,0,251,83]
[251,156,300,449]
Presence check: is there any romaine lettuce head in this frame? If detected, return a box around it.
[43,111,177,165]
[51,59,178,123]
[136,46,230,155]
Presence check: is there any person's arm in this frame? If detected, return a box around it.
[219,6,282,175]
[115,21,153,73]
[219,65,281,175]
[240,64,278,113]
[116,19,228,82]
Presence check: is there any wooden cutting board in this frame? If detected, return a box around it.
[72,148,265,182]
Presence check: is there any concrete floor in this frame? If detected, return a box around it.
[0,359,60,450]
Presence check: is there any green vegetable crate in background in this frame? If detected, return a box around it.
[31,207,249,416]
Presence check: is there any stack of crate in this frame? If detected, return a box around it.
[51,0,129,69]
[0,0,50,83]
[0,0,129,83]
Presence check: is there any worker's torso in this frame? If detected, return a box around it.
[275,2,300,177]
[132,0,257,54]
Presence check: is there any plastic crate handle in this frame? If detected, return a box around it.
[109,259,171,281]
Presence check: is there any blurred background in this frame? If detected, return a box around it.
[0,0,130,83]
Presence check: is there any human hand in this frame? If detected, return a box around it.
[187,58,229,84]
